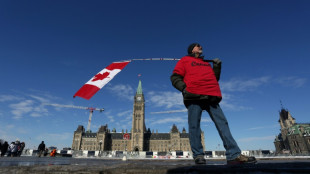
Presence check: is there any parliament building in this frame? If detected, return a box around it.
[274,108,310,155]
[72,80,205,152]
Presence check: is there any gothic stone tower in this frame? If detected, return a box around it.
[131,80,146,151]
[274,108,296,153]
[72,125,84,150]
[279,108,296,140]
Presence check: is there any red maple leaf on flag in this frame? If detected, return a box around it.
[92,72,110,82]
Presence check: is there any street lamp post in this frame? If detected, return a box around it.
[99,140,103,157]
[168,144,172,156]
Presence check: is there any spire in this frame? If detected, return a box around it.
[171,124,179,133]
[136,80,143,94]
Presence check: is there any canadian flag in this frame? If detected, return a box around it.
[74,61,130,100]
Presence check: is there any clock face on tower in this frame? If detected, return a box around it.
[137,97,141,101]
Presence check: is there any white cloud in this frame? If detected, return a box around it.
[0,91,57,119]
[220,100,251,111]
[220,76,271,92]
[107,115,115,123]
[147,91,183,109]
[10,100,34,119]
[114,121,131,131]
[247,126,265,130]
[117,110,132,117]
[202,117,212,123]
[219,92,252,111]
[0,95,22,102]
[275,76,307,88]
[150,117,187,125]
[6,124,15,129]
[9,99,49,119]
[216,75,306,111]
[238,136,275,142]
[27,89,63,101]
[116,110,132,124]
[246,124,279,131]
[220,75,306,93]
[28,94,51,103]
[217,75,306,111]
[150,109,187,114]
[32,105,49,117]
[91,124,101,130]
[107,84,134,101]
[30,112,43,117]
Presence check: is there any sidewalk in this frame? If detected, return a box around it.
[0,157,310,174]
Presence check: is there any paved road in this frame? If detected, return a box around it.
[0,157,310,173]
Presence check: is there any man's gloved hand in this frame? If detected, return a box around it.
[213,58,222,64]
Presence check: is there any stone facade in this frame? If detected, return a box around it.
[72,80,205,152]
[274,108,310,155]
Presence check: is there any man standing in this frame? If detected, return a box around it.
[38,141,45,157]
[1,141,9,157]
[170,43,256,165]
[11,140,20,157]
[7,142,15,157]
[17,142,25,157]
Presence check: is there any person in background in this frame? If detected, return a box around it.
[17,142,25,157]
[50,149,57,157]
[38,141,45,157]
[11,140,20,157]
[7,142,15,157]
[1,141,9,157]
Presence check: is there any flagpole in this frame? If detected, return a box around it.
[117,58,180,62]
[117,58,213,62]
[131,58,181,61]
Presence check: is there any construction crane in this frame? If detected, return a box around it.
[43,103,104,132]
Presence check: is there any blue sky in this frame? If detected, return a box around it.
[0,0,309,151]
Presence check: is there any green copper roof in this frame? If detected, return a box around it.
[136,80,143,94]
[288,125,301,135]
[288,124,310,135]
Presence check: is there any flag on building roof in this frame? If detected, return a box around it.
[74,61,130,100]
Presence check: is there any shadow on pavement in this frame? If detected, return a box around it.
[167,162,310,174]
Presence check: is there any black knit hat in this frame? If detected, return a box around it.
[187,43,200,54]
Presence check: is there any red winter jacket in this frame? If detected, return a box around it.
[171,56,222,101]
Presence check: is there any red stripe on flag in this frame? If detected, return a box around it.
[73,84,100,100]
[106,61,130,70]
